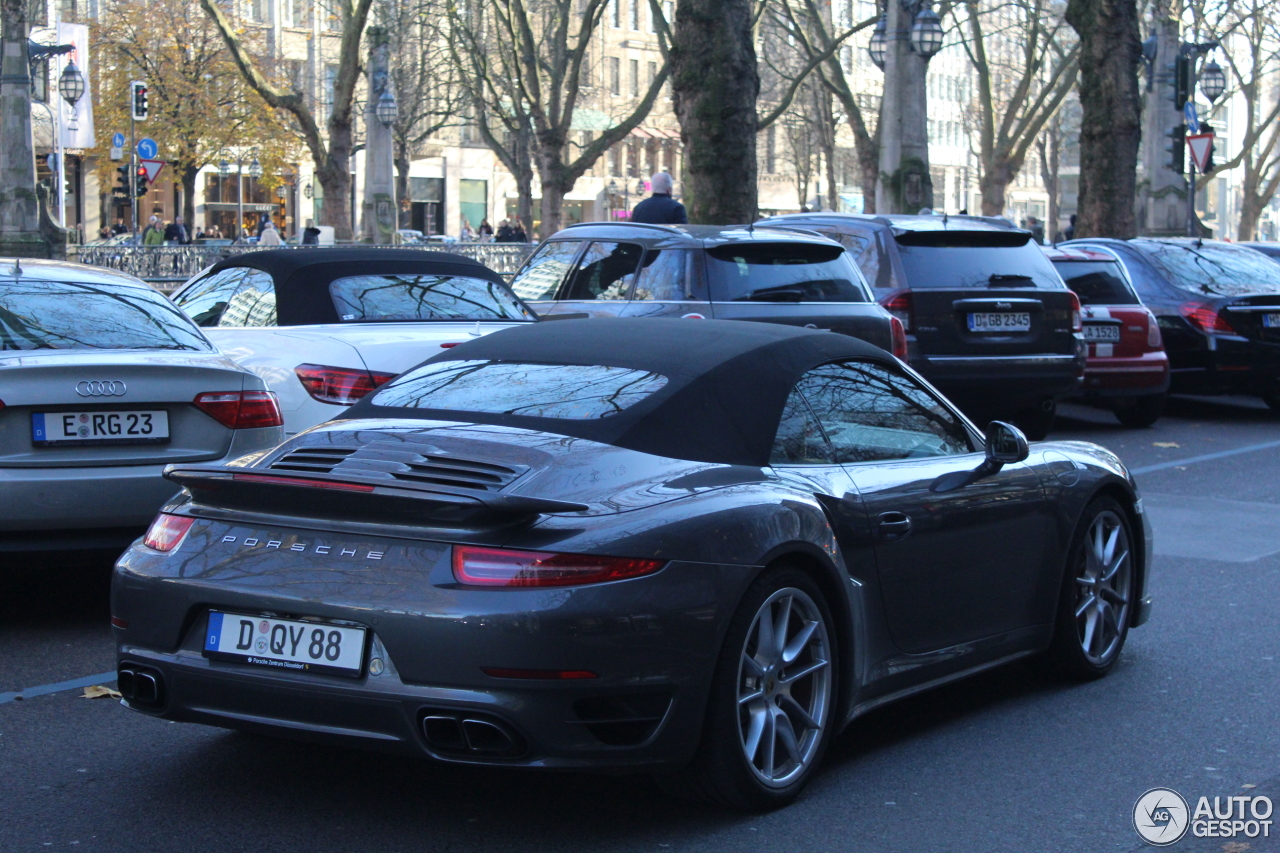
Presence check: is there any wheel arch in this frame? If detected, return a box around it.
[1068,479,1147,624]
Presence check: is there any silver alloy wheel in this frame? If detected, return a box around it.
[736,587,832,788]
[1074,509,1132,665]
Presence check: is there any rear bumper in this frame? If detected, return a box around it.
[1075,352,1170,398]
[1167,335,1280,396]
[916,352,1085,409]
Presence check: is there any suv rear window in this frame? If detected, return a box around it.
[1140,243,1280,296]
[372,360,667,419]
[1,279,211,351]
[1051,261,1139,305]
[705,243,869,303]
[894,232,1064,290]
[329,274,534,322]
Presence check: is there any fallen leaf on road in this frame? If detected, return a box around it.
[1243,783,1257,789]
[81,685,121,700]
[1153,442,1180,448]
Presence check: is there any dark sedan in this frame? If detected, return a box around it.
[113,319,1151,810]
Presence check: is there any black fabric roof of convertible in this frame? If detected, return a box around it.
[205,248,508,326]
[344,318,894,466]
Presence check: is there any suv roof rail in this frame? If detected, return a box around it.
[558,222,686,235]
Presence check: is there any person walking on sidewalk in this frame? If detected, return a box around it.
[630,172,688,225]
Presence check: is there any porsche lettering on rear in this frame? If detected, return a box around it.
[218,535,384,560]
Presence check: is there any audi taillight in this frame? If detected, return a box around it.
[889,316,908,361]
[452,545,665,588]
[880,290,912,331]
[143,513,195,552]
[1068,291,1083,332]
[1146,309,1163,349]
[193,390,283,429]
[1179,302,1236,335]
[295,364,397,404]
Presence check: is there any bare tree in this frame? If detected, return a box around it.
[1036,109,1063,240]
[199,0,374,240]
[956,0,1079,216]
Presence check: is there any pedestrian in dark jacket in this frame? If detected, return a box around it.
[163,215,189,245]
[630,172,688,224]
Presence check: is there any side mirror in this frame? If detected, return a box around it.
[985,421,1029,465]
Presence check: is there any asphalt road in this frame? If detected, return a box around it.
[2,395,1278,852]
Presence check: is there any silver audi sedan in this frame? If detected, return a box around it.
[1,259,284,553]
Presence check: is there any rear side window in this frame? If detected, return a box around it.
[894,232,1064,290]
[632,249,690,301]
[1139,243,1280,296]
[0,279,211,351]
[560,241,644,300]
[509,241,581,301]
[705,243,869,303]
[173,267,276,327]
[820,228,898,292]
[770,387,834,464]
[329,274,534,321]
[1052,261,1139,306]
[372,360,668,419]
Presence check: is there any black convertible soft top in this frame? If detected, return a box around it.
[344,318,895,466]
[204,248,510,326]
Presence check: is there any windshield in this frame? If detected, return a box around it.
[372,360,668,419]
[1052,260,1138,305]
[1140,243,1280,296]
[0,279,211,351]
[330,274,535,322]
[705,243,869,302]
[895,233,1064,289]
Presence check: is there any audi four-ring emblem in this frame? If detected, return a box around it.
[75,380,127,397]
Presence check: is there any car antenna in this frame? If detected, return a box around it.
[942,211,948,228]
[11,257,21,276]
[1195,235,1204,249]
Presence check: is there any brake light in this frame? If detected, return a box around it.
[1179,302,1236,335]
[880,290,912,331]
[295,364,397,404]
[452,545,665,588]
[1069,291,1083,332]
[889,316,908,360]
[439,343,460,348]
[193,390,283,429]
[143,513,195,552]
[1146,309,1163,348]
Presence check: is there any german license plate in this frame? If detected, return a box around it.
[1083,324,1121,342]
[204,611,367,677]
[967,312,1031,332]
[31,410,169,446]
[1263,313,1280,328]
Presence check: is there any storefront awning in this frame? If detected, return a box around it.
[629,127,681,140]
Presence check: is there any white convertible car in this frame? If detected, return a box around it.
[169,249,537,436]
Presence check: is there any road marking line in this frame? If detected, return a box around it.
[1131,438,1280,476]
[0,671,117,705]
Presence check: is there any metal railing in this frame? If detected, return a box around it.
[67,243,537,291]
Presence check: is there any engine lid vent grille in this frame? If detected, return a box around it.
[269,441,526,492]
[268,446,357,474]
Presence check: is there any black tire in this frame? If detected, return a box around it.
[1015,402,1056,441]
[1047,497,1135,680]
[655,565,838,811]
[1113,393,1166,428]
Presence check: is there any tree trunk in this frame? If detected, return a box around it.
[181,164,199,230]
[978,162,1014,217]
[1065,0,1142,239]
[670,0,759,223]
[535,134,572,236]
[395,140,411,229]
[1238,199,1262,242]
[1038,123,1061,242]
[321,120,354,240]
[859,123,880,214]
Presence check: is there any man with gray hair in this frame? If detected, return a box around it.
[630,172,688,224]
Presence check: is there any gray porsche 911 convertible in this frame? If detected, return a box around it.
[112,318,1151,810]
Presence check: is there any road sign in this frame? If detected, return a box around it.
[1187,133,1215,172]
[136,138,158,160]
[1183,102,1200,135]
[139,159,166,183]
[112,132,126,148]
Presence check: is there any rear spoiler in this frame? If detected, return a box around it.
[164,465,588,524]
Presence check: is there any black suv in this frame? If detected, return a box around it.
[507,223,904,357]
[759,213,1086,438]
[1064,238,1280,410]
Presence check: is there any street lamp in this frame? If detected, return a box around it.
[869,1,943,72]
[247,158,263,179]
[1199,59,1226,102]
[375,90,398,128]
[635,178,646,197]
[57,59,84,129]
[607,179,618,220]
[869,15,887,69]
[909,4,944,59]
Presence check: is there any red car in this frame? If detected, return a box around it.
[1044,246,1170,427]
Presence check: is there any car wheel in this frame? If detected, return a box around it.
[1015,401,1056,441]
[657,566,837,810]
[1113,393,1166,428]
[1047,497,1135,680]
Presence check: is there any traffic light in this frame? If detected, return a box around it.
[130,80,149,121]
[1165,124,1186,173]
[1172,55,1193,109]
[135,165,148,198]
[113,165,131,199]
[1202,123,1218,171]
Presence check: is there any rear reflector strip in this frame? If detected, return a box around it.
[481,667,598,680]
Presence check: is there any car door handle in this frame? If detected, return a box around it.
[876,511,912,540]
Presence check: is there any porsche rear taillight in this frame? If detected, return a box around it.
[193,390,283,429]
[1146,309,1163,349]
[143,513,195,552]
[1179,302,1236,335]
[452,545,665,588]
[889,316,908,361]
[880,290,912,332]
[295,363,398,404]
